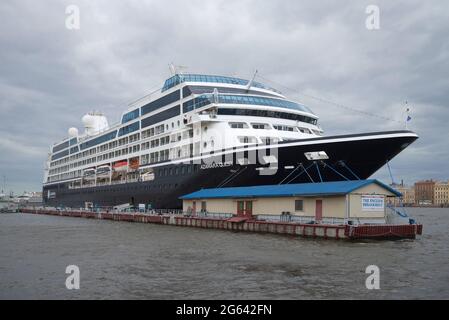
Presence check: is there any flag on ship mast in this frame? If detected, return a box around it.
[405,101,411,129]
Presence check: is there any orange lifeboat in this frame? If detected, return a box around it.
[113,160,128,172]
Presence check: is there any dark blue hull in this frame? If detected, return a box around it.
[43,130,418,209]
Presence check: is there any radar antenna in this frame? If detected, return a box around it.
[168,63,189,75]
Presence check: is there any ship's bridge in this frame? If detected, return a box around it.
[182,93,318,126]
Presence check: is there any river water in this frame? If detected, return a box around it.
[0,208,448,299]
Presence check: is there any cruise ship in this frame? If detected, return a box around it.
[43,71,418,209]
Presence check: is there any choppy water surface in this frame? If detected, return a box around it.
[0,208,448,299]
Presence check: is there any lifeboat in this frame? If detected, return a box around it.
[129,157,140,170]
[113,160,128,172]
[140,169,155,181]
[96,165,111,176]
[83,168,96,180]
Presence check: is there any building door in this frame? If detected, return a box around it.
[237,201,245,216]
[245,201,253,217]
[237,201,253,217]
[315,200,323,221]
[192,201,196,214]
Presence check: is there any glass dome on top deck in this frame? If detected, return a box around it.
[162,74,282,94]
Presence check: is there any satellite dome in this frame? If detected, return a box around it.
[82,112,109,136]
[82,114,95,127]
[68,127,79,137]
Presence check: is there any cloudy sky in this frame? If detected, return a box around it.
[0,0,448,194]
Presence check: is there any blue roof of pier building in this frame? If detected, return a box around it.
[180,180,402,200]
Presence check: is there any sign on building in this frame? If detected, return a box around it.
[361,195,384,211]
[47,190,56,199]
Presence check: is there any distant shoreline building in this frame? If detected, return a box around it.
[388,179,448,207]
[435,181,449,207]
[390,181,415,206]
[414,180,436,206]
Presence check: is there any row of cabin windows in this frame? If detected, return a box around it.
[237,136,279,144]
[142,123,184,139]
[273,125,294,132]
[141,143,194,165]
[52,139,193,177]
[52,138,139,172]
[65,183,189,194]
[229,122,270,130]
[157,165,196,177]
[51,134,137,168]
[142,124,165,139]
[50,160,200,183]
[156,165,200,178]
[229,122,313,134]
[218,108,317,125]
[54,110,180,167]
[50,116,186,171]
[51,110,181,168]
[141,128,193,150]
[79,131,117,151]
[51,136,77,155]
[51,144,140,176]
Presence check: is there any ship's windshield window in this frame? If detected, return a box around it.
[53,140,70,153]
[252,123,270,130]
[298,127,311,134]
[51,149,69,161]
[162,74,280,93]
[118,122,140,137]
[182,86,192,98]
[69,138,78,146]
[80,131,117,151]
[274,125,296,132]
[229,122,248,129]
[182,94,314,115]
[122,109,140,124]
[141,90,180,116]
[238,136,257,144]
[141,106,180,129]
